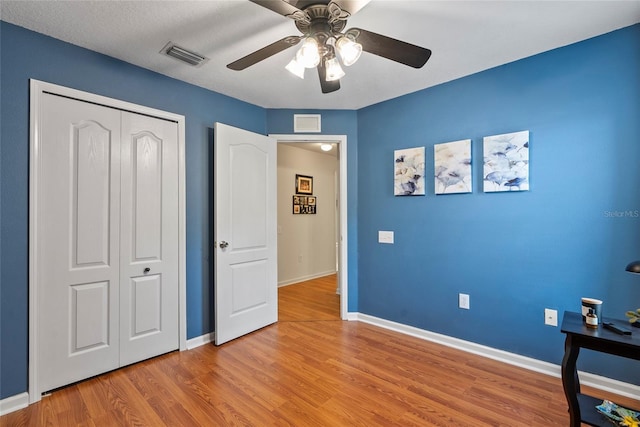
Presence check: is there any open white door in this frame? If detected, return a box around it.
[214,123,277,345]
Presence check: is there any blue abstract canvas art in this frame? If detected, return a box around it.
[394,147,425,196]
[434,139,472,194]
[483,131,529,192]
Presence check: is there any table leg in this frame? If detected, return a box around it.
[561,334,581,427]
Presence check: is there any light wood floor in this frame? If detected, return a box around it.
[3,274,638,426]
[278,274,340,322]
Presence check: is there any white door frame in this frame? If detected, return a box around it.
[28,79,187,403]
[270,134,348,319]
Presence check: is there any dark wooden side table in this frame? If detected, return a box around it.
[561,311,640,427]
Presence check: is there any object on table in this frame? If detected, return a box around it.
[596,400,640,426]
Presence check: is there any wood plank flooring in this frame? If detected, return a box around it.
[3,274,638,426]
[278,274,340,322]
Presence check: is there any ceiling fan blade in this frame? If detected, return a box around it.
[347,28,432,69]
[227,36,301,71]
[317,62,340,94]
[328,0,370,18]
[250,0,310,22]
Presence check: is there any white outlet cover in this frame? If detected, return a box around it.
[378,231,394,244]
[544,308,558,326]
[459,293,470,309]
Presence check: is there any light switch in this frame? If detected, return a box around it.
[378,231,394,244]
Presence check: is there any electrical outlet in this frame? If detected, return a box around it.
[459,293,470,309]
[545,308,558,326]
[378,231,394,244]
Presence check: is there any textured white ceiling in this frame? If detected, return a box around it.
[2,0,639,109]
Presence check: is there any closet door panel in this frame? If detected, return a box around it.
[38,94,121,393]
[119,111,179,365]
[132,131,162,260]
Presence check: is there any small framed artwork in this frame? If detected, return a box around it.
[483,130,529,192]
[434,139,472,194]
[292,194,317,214]
[295,174,313,195]
[394,147,425,196]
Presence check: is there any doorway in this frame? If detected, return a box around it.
[271,134,348,320]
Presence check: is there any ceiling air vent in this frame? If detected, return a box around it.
[160,42,208,67]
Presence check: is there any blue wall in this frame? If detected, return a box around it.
[266,109,359,311]
[357,24,640,384]
[0,21,266,398]
[2,18,639,401]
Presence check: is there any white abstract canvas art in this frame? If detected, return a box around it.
[483,130,529,192]
[394,147,425,196]
[434,139,472,194]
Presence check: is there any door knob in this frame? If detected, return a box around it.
[219,241,229,249]
[144,267,150,274]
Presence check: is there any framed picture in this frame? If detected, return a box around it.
[292,194,317,214]
[483,130,529,192]
[295,174,313,195]
[394,147,425,196]
[434,139,472,194]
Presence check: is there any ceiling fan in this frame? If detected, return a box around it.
[227,0,432,94]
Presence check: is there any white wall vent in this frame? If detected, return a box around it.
[160,42,208,67]
[294,114,321,133]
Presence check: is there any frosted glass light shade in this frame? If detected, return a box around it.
[336,36,362,66]
[324,57,345,81]
[285,58,305,79]
[297,38,320,68]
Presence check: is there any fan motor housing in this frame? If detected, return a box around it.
[295,4,346,37]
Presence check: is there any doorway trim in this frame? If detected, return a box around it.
[270,134,348,319]
[28,79,187,403]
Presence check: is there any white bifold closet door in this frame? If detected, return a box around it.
[37,93,178,393]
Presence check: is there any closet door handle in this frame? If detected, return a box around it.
[219,241,229,249]
[143,267,151,274]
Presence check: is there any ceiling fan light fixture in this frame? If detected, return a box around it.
[285,58,305,79]
[227,1,432,94]
[324,56,345,81]
[297,37,321,68]
[336,36,362,66]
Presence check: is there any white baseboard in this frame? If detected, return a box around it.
[579,371,640,400]
[0,392,29,416]
[186,332,215,350]
[278,270,336,287]
[354,312,640,401]
[346,312,359,321]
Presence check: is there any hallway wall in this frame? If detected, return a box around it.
[277,144,338,286]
